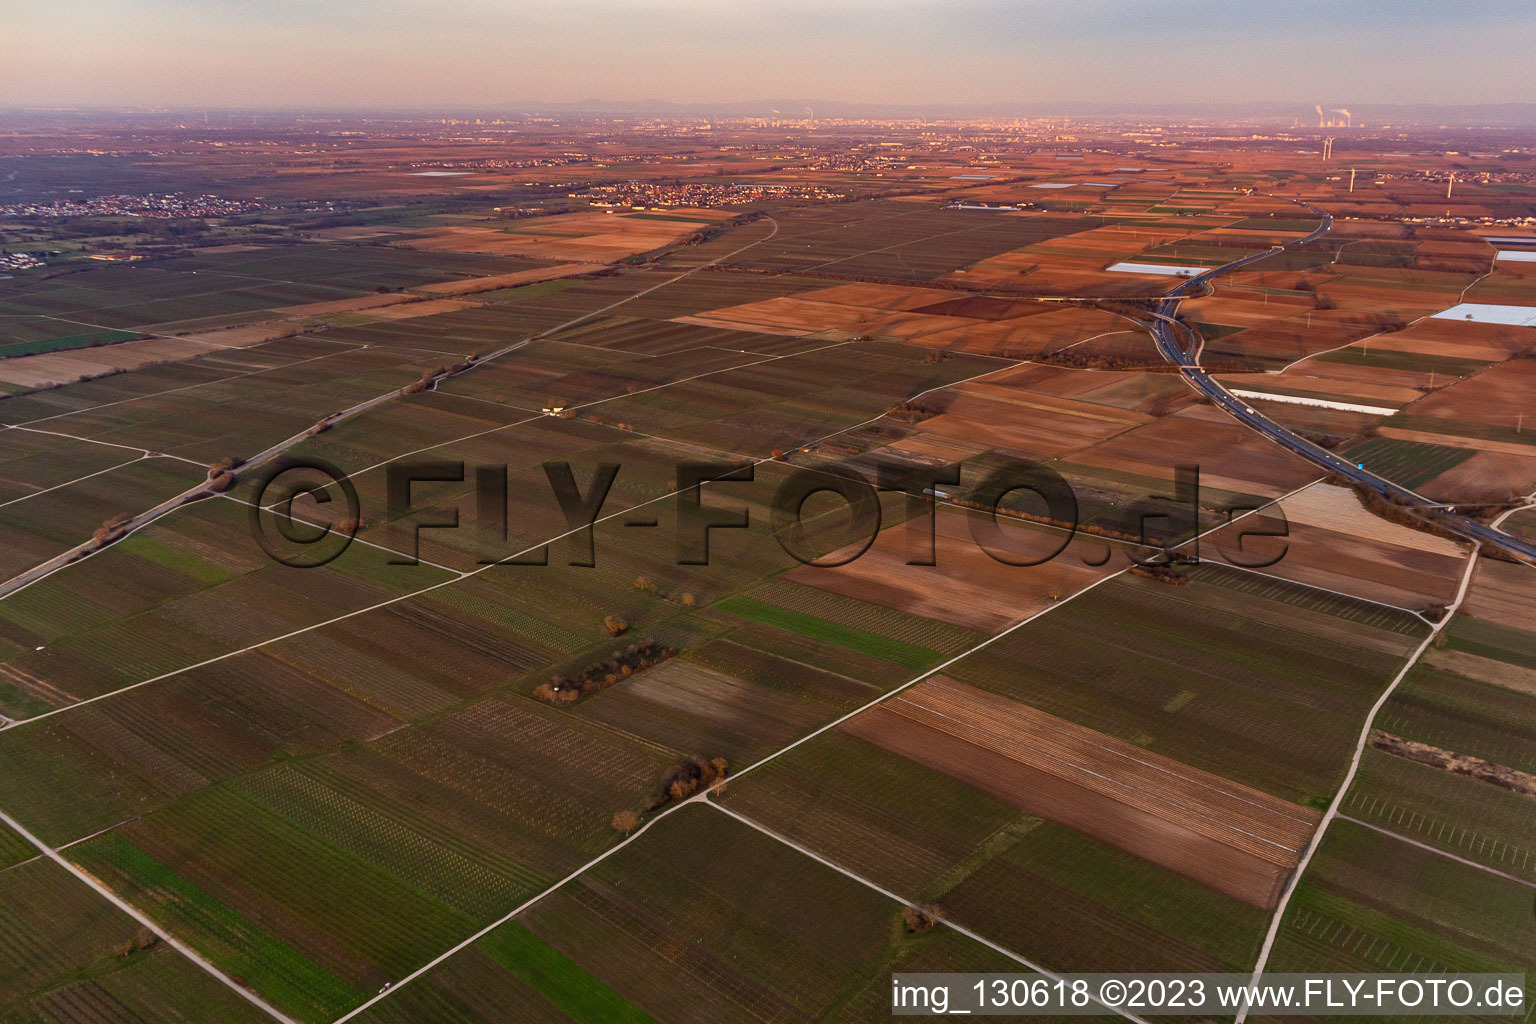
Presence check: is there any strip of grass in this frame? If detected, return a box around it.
[1315,346,1490,377]
[116,535,237,587]
[621,213,717,224]
[1191,321,1246,339]
[1339,436,1476,489]
[712,595,942,671]
[479,922,659,1024]
[0,329,141,358]
[484,278,582,304]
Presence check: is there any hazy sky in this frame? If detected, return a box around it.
[8,0,1534,110]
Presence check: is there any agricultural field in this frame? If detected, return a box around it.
[842,676,1320,907]
[1201,481,1470,611]
[0,113,1531,1023]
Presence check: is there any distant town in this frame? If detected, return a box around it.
[0,191,270,219]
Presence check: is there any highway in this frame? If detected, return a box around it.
[1148,201,1536,565]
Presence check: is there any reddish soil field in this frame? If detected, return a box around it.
[417,263,604,295]
[804,283,961,310]
[1210,311,1399,365]
[1283,359,1443,391]
[787,508,1117,633]
[1403,358,1536,426]
[1330,220,1412,240]
[399,209,726,261]
[913,379,1149,458]
[842,676,1321,907]
[1370,319,1534,363]
[680,290,984,340]
[983,363,1193,416]
[910,306,1132,358]
[1181,293,1314,329]
[1419,450,1536,503]
[1204,483,1467,611]
[1071,404,1318,497]
[1461,558,1536,631]
[1317,269,1477,316]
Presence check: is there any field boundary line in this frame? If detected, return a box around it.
[706,800,1150,1023]
[1235,545,1480,1023]
[0,807,299,1024]
[1335,814,1536,890]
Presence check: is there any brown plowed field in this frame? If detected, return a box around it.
[1071,404,1317,497]
[417,262,604,295]
[787,508,1117,633]
[1369,318,1534,363]
[1208,311,1400,366]
[1180,294,1314,329]
[842,676,1321,907]
[1218,371,1421,407]
[1404,358,1536,425]
[1203,483,1467,610]
[400,209,726,261]
[1461,558,1536,631]
[1419,450,1536,503]
[912,379,1149,458]
[908,306,1129,358]
[680,295,982,340]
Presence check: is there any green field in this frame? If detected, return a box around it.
[710,595,944,671]
[1340,436,1478,489]
[0,326,141,357]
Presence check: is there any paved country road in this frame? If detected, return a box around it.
[1149,200,1536,565]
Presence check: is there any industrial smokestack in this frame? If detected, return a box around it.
[1333,108,1352,127]
[1315,104,1325,126]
